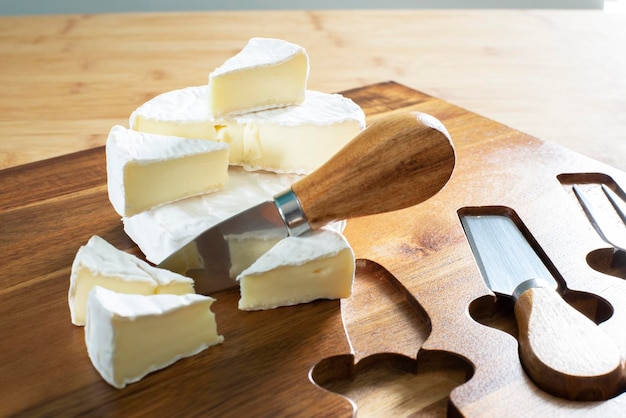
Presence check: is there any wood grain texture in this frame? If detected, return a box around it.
[515,286,622,401]
[292,112,455,228]
[1,11,626,171]
[2,82,626,416]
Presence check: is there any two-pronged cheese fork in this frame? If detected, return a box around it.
[572,183,626,252]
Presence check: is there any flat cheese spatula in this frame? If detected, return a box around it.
[159,112,456,293]
[460,212,622,401]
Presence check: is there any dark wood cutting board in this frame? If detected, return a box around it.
[2,81,626,417]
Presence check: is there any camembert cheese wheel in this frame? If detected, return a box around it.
[129,86,365,174]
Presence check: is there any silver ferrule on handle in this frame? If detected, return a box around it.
[274,189,311,237]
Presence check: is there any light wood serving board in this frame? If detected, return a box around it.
[2,82,626,417]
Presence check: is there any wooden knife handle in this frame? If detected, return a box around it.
[514,285,622,401]
[291,112,456,228]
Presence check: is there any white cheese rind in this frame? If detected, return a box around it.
[129,86,217,140]
[237,228,355,311]
[208,37,309,117]
[85,286,223,389]
[106,125,230,217]
[68,235,194,326]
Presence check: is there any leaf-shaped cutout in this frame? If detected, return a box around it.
[311,351,473,417]
[310,259,474,417]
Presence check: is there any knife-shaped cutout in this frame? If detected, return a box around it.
[569,181,626,280]
[459,208,622,401]
[557,174,626,281]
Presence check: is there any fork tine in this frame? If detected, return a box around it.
[572,184,614,247]
[601,184,626,225]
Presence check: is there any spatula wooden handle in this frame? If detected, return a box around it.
[291,112,456,228]
[514,285,622,401]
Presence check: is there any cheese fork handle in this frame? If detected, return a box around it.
[514,282,622,401]
[291,112,456,229]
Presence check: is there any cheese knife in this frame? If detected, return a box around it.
[158,112,456,292]
[459,211,622,401]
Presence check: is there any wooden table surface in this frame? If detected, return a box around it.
[2,9,626,417]
[0,9,625,172]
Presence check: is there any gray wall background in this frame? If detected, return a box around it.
[0,0,605,16]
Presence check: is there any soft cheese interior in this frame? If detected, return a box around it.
[207,37,309,117]
[85,286,223,389]
[218,90,365,173]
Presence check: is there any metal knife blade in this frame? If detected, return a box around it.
[460,213,556,295]
[158,193,305,293]
[158,112,457,293]
[459,210,621,401]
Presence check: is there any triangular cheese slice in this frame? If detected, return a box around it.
[85,286,223,389]
[106,125,229,217]
[237,228,355,310]
[207,37,309,117]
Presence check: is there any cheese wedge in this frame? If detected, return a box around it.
[218,90,366,174]
[129,86,217,140]
[208,37,309,117]
[237,229,355,311]
[106,125,229,217]
[85,286,223,389]
[68,235,194,326]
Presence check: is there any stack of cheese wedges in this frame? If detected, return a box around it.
[120,37,363,310]
[68,37,362,389]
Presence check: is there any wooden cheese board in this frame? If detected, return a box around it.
[2,81,626,417]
